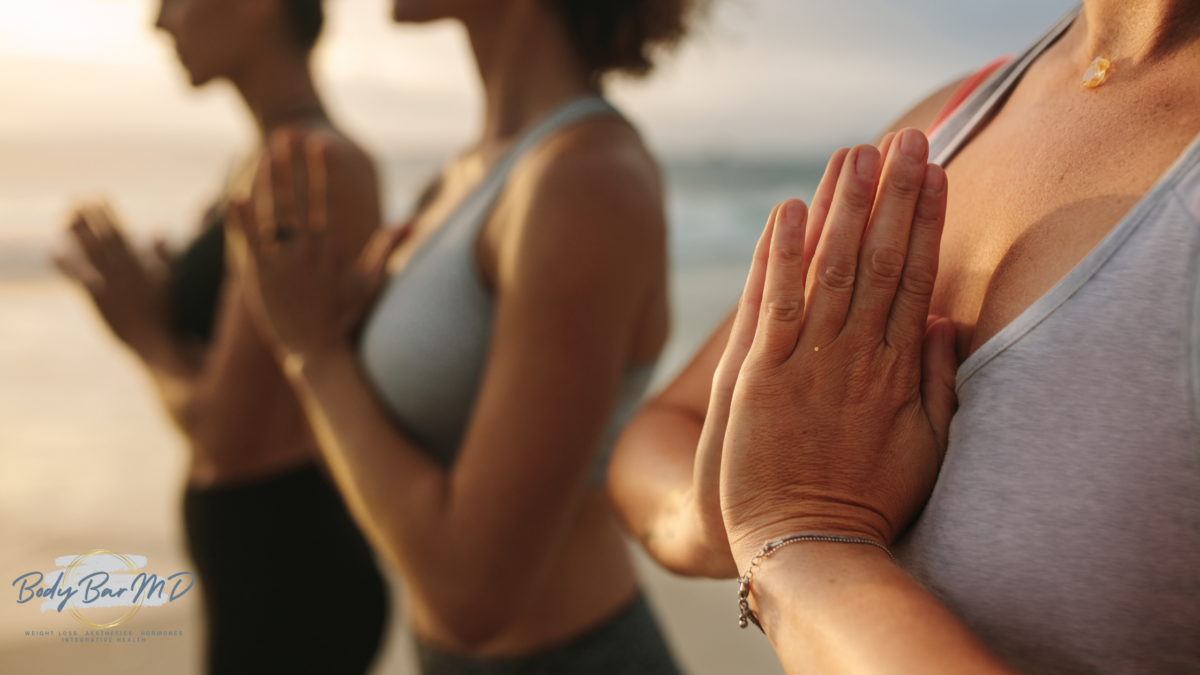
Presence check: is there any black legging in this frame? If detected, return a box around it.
[183,461,389,674]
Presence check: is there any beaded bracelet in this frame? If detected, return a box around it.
[737,534,896,631]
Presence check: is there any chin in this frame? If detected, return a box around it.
[391,0,451,23]
[180,62,215,88]
[188,71,216,88]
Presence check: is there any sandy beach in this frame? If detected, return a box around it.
[0,273,786,675]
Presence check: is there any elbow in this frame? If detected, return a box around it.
[448,619,507,651]
[405,551,527,650]
[431,597,520,650]
[659,548,739,580]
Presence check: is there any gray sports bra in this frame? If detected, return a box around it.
[358,95,657,486]
[894,5,1200,673]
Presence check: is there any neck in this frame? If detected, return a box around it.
[227,44,325,140]
[462,0,596,144]
[1079,0,1200,62]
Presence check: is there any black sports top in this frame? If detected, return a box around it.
[167,202,227,344]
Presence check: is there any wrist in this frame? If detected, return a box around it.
[678,491,739,578]
[741,537,898,635]
[643,488,738,579]
[282,344,356,389]
[727,512,893,574]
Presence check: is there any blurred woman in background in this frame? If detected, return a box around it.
[53,1,388,673]
[225,0,705,672]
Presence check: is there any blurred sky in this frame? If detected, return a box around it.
[0,0,1077,159]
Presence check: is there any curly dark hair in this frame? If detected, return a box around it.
[541,0,707,81]
[281,0,324,53]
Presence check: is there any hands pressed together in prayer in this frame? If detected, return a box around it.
[696,127,959,579]
[174,121,960,643]
[54,202,188,369]
[225,130,409,374]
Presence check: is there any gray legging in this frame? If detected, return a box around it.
[415,594,683,675]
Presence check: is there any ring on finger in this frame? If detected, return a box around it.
[270,224,297,243]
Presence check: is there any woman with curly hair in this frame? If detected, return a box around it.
[226,0,704,672]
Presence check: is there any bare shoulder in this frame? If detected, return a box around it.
[307,125,380,191]
[491,114,666,298]
[879,75,968,140]
[508,115,664,249]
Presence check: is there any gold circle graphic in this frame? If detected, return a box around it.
[60,550,147,628]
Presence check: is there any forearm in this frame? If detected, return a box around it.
[285,347,521,638]
[750,543,1015,675]
[286,349,449,559]
[609,406,737,578]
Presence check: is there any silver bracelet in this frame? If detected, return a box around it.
[737,534,896,632]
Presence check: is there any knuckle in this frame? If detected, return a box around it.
[914,191,945,224]
[817,263,856,292]
[770,240,803,266]
[865,247,906,285]
[741,371,787,399]
[840,184,875,214]
[898,261,937,298]
[764,299,803,324]
[882,172,922,201]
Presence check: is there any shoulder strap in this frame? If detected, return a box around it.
[926,56,1015,137]
[454,96,619,232]
[928,4,1081,166]
[501,96,618,173]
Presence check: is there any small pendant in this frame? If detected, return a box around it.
[1082,56,1111,88]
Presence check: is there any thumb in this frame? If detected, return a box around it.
[921,317,959,458]
[362,223,413,282]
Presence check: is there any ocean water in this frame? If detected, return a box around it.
[0,142,820,673]
[0,141,823,385]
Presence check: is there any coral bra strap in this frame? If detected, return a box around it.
[928,4,1081,167]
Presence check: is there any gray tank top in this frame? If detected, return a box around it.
[358,96,656,486]
[894,6,1200,673]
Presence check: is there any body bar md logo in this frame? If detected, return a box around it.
[12,550,194,628]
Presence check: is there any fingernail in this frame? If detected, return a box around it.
[922,165,946,195]
[941,321,955,348]
[783,200,805,227]
[901,130,926,160]
[855,147,878,179]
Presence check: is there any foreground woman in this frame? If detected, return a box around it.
[611,1,1200,673]
[54,1,387,673]
[226,0,703,672]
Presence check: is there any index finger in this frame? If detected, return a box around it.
[800,145,881,348]
[722,202,783,373]
[803,147,850,285]
[305,136,328,234]
[885,163,947,349]
[85,203,137,266]
[269,130,303,235]
[844,128,930,340]
[254,152,279,254]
